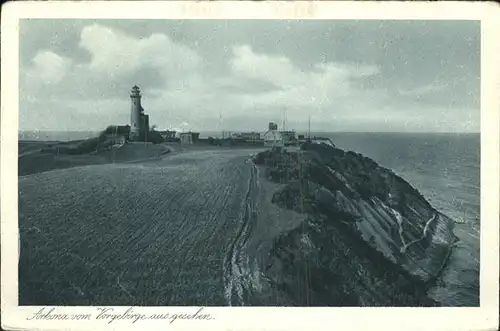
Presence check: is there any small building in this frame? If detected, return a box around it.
[160,130,177,140]
[232,132,261,142]
[179,131,200,145]
[104,134,126,146]
[264,122,284,148]
[280,130,297,145]
[104,125,130,135]
[102,125,130,143]
[140,113,149,133]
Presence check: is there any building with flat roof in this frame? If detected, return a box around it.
[179,131,200,144]
[280,130,297,145]
[232,132,261,142]
[160,130,177,140]
[264,122,283,148]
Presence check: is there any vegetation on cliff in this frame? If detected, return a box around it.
[253,143,455,306]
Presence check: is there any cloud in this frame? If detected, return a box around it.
[79,24,202,80]
[224,44,384,121]
[229,45,380,97]
[230,45,303,89]
[24,50,72,85]
[20,24,210,130]
[22,24,205,100]
[397,83,448,96]
[19,21,480,133]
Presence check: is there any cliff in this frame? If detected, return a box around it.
[252,142,457,306]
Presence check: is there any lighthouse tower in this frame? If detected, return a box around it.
[130,85,142,140]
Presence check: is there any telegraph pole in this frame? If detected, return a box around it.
[113,125,118,163]
[308,116,311,140]
[286,109,288,131]
[144,117,148,149]
[282,108,286,132]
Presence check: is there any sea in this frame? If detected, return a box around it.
[18,130,480,306]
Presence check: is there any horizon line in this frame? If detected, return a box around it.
[18,129,481,134]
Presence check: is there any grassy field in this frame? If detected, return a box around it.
[19,148,265,305]
[19,141,170,176]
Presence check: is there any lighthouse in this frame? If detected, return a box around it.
[129,85,149,141]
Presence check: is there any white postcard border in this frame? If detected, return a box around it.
[1,1,499,331]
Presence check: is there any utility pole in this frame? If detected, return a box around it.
[219,109,222,135]
[282,108,285,132]
[113,125,118,163]
[286,110,288,131]
[308,116,311,140]
[144,117,148,149]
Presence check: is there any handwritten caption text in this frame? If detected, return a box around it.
[27,307,214,324]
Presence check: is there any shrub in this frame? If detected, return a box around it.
[75,137,100,153]
[97,131,107,143]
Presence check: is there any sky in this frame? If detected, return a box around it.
[19,19,480,133]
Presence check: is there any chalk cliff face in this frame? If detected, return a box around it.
[252,143,457,306]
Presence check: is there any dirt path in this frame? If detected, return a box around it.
[394,210,438,254]
[223,157,261,306]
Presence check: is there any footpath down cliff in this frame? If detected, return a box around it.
[252,142,457,306]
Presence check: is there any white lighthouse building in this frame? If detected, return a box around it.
[264,122,284,148]
[129,85,149,141]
